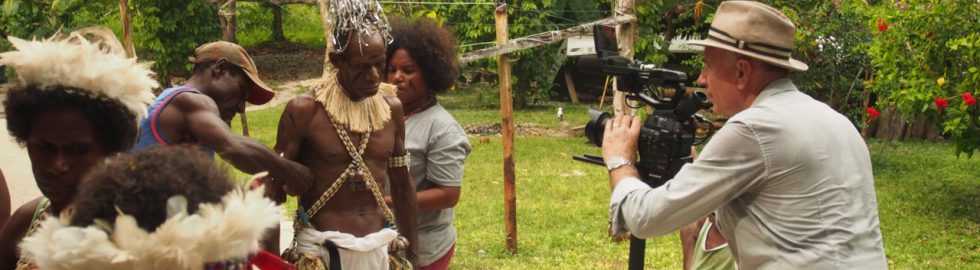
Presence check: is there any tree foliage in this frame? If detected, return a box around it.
[847,0,980,156]
[129,0,221,86]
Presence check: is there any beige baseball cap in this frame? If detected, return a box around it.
[189,41,275,105]
[687,1,808,71]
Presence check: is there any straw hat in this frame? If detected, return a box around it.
[688,1,808,71]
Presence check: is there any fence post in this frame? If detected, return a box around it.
[495,0,518,254]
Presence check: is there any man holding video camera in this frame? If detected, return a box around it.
[602,1,887,269]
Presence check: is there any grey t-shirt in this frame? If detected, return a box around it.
[405,104,471,266]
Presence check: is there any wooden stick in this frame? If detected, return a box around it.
[564,70,580,104]
[495,2,517,254]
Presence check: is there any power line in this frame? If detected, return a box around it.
[379,1,495,5]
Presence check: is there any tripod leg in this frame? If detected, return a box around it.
[629,236,646,270]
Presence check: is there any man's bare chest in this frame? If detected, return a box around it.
[302,116,396,164]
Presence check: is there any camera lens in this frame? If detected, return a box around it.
[585,108,613,147]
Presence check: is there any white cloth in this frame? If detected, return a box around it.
[609,78,887,269]
[295,228,398,269]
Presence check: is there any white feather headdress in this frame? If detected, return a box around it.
[19,186,280,270]
[0,27,157,119]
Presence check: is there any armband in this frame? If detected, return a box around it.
[388,154,410,168]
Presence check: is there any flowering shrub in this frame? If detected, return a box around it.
[852,0,980,157]
[866,107,880,123]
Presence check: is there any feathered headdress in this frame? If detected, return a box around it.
[18,185,280,270]
[0,27,157,119]
[328,0,392,53]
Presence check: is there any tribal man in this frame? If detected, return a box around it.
[269,1,419,269]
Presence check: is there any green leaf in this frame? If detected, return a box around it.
[3,0,20,16]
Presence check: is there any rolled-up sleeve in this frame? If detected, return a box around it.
[608,120,768,238]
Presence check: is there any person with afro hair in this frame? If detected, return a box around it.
[18,146,286,270]
[384,16,472,270]
[0,27,157,270]
[0,169,9,227]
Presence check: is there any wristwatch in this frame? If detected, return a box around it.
[606,156,633,172]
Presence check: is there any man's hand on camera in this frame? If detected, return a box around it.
[602,114,642,189]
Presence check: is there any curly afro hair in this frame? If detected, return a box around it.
[386,16,459,93]
[69,146,234,231]
[4,86,139,153]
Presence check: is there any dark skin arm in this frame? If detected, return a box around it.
[0,198,41,270]
[261,94,317,253]
[386,96,420,268]
[0,169,9,226]
[174,93,313,195]
[680,146,701,270]
[385,185,460,211]
[680,216,708,270]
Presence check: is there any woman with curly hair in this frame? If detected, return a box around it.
[384,17,472,270]
[18,146,286,270]
[0,28,157,270]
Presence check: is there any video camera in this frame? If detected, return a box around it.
[572,24,715,270]
[573,24,714,187]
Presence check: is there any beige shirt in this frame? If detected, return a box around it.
[610,78,887,269]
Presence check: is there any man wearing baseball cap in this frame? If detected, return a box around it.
[602,1,887,269]
[133,41,313,218]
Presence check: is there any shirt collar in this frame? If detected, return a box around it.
[750,77,797,107]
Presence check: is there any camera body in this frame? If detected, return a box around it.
[578,24,712,187]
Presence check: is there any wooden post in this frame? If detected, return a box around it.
[564,70,580,104]
[495,1,518,253]
[318,0,335,77]
[118,0,136,58]
[613,0,636,115]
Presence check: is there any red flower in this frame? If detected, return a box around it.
[877,18,889,33]
[866,107,880,123]
[964,92,976,106]
[935,97,948,110]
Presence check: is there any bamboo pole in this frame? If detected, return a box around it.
[613,0,636,116]
[458,15,636,64]
[118,0,135,58]
[495,1,517,253]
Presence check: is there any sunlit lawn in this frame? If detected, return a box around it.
[225,84,978,269]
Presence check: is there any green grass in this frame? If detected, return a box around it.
[222,84,978,269]
[236,3,325,48]
[868,140,979,268]
[441,82,599,130]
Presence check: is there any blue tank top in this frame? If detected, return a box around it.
[133,86,215,157]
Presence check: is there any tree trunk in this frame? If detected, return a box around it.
[218,0,238,43]
[118,0,136,58]
[270,3,286,42]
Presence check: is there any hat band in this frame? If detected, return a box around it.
[707,27,792,60]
